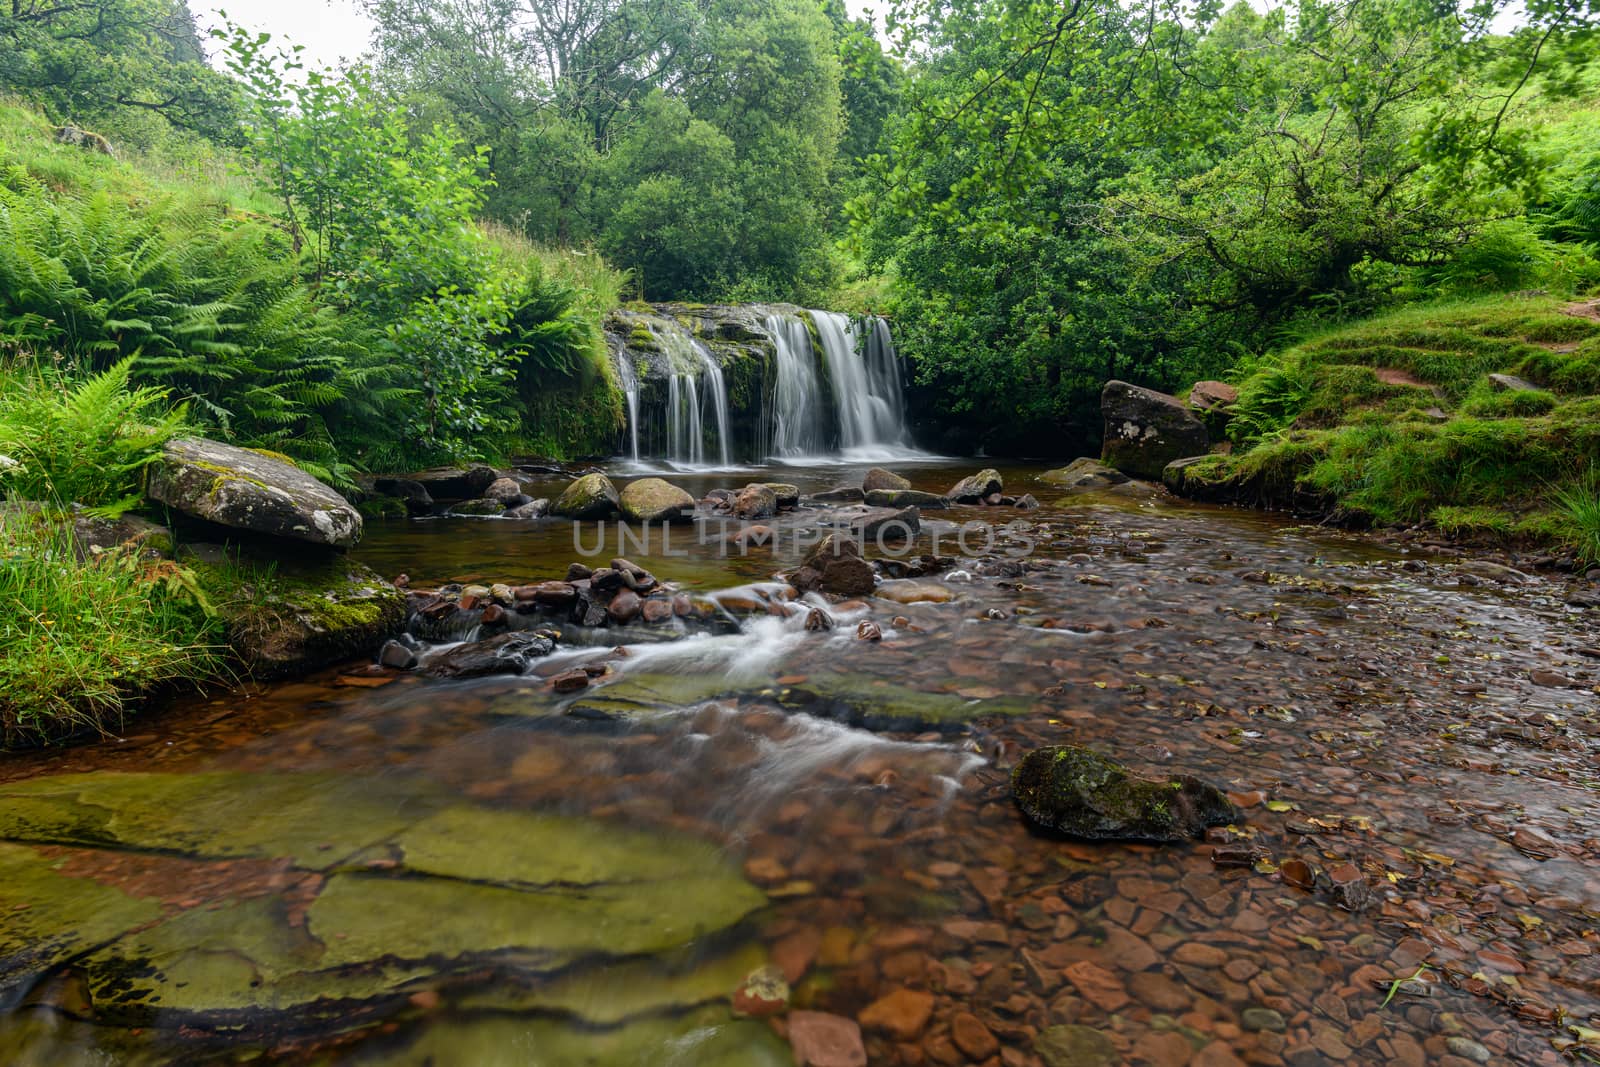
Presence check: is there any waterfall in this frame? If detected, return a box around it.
[810,310,914,458]
[767,314,826,457]
[616,352,641,463]
[658,328,731,469]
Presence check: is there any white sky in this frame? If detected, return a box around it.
[200,0,884,71]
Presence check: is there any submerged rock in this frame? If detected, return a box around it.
[147,437,362,548]
[1011,745,1238,843]
[1040,457,1130,491]
[424,631,557,678]
[847,505,921,541]
[552,473,620,519]
[1101,380,1209,480]
[864,489,946,509]
[448,499,509,517]
[619,477,696,523]
[947,468,1003,503]
[812,486,865,504]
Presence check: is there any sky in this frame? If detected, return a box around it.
[199,0,882,71]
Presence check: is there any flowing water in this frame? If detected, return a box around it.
[2,462,1598,1066]
[767,314,826,458]
[810,310,923,462]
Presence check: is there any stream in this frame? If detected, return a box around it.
[1,461,1597,1066]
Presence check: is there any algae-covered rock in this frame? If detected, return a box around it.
[864,489,946,509]
[147,437,362,548]
[1040,458,1129,491]
[1011,745,1238,842]
[217,557,406,678]
[553,473,620,519]
[1035,1025,1119,1067]
[863,467,910,492]
[620,477,696,523]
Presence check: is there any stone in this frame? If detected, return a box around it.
[812,486,866,504]
[404,465,497,502]
[876,581,955,605]
[856,620,883,642]
[1242,1007,1286,1033]
[607,589,643,624]
[504,498,549,520]
[1062,960,1129,1012]
[1011,745,1239,843]
[947,468,1003,503]
[848,506,921,541]
[225,558,406,679]
[1100,380,1210,480]
[857,988,934,1040]
[951,1013,999,1060]
[789,1011,868,1067]
[146,437,362,548]
[791,534,877,597]
[863,467,911,492]
[1040,458,1130,491]
[1035,1025,1118,1067]
[377,639,417,670]
[449,499,509,517]
[732,484,778,520]
[483,477,525,504]
[619,478,696,523]
[1188,380,1239,411]
[371,476,433,513]
[425,632,556,678]
[552,474,620,520]
[760,483,800,509]
[1488,373,1541,392]
[71,512,171,560]
[864,489,947,509]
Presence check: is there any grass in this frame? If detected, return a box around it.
[0,511,222,745]
[1171,293,1600,556]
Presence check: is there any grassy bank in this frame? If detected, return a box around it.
[1168,294,1600,562]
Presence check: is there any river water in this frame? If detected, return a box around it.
[1,461,1596,1065]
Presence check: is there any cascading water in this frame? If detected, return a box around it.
[810,310,916,459]
[658,329,732,469]
[766,314,826,457]
[616,349,641,463]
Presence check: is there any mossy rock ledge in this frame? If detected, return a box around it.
[147,437,361,549]
[1011,745,1238,843]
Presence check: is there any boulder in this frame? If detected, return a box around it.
[1012,745,1238,843]
[812,486,865,504]
[759,483,800,509]
[552,473,620,520]
[1187,380,1239,412]
[72,512,171,560]
[864,489,946,510]
[504,498,549,520]
[1101,380,1209,480]
[448,499,508,517]
[147,437,361,549]
[224,558,406,679]
[424,631,557,678]
[791,533,877,597]
[405,466,497,502]
[732,484,778,520]
[619,478,696,523]
[862,467,911,492]
[1488,372,1540,392]
[482,477,525,504]
[946,468,1003,503]
[371,477,433,514]
[1041,457,1131,491]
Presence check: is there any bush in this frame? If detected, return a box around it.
[0,358,185,513]
[0,513,221,744]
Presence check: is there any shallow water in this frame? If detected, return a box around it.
[2,461,1598,1065]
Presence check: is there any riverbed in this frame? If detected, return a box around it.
[2,460,1597,1066]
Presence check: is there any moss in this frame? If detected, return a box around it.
[1011,745,1237,842]
[356,495,408,521]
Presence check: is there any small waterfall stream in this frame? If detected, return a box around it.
[655,328,732,469]
[767,314,826,457]
[810,310,913,458]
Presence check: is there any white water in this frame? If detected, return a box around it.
[616,349,641,463]
[657,329,733,470]
[767,314,826,457]
[810,310,918,455]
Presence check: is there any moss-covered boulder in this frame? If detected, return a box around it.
[1011,745,1238,843]
[864,489,946,509]
[620,478,696,523]
[863,467,910,492]
[1040,458,1130,491]
[147,438,362,548]
[553,473,620,519]
[1100,380,1209,480]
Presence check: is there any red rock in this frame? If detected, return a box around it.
[858,988,934,1040]
[1173,942,1228,968]
[856,620,883,641]
[950,1012,999,1060]
[1063,960,1129,1012]
[1128,971,1191,1012]
[789,1010,867,1067]
[550,669,589,693]
[1103,925,1159,972]
[773,927,821,983]
[1132,1030,1194,1067]
[1192,1040,1247,1067]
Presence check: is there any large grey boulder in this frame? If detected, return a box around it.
[946,468,1002,503]
[619,478,695,523]
[862,467,910,492]
[1100,380,1209,480]
[147,438,362,549]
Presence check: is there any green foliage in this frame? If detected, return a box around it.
[0,358,185,513]
[1554,472,1600,566]
[0,512,221,743]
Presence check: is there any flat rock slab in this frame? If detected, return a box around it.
[147,438,361,548]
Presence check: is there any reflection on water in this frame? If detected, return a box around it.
[1,461,1597,1065]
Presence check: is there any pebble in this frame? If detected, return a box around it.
[858,988,935,1040]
